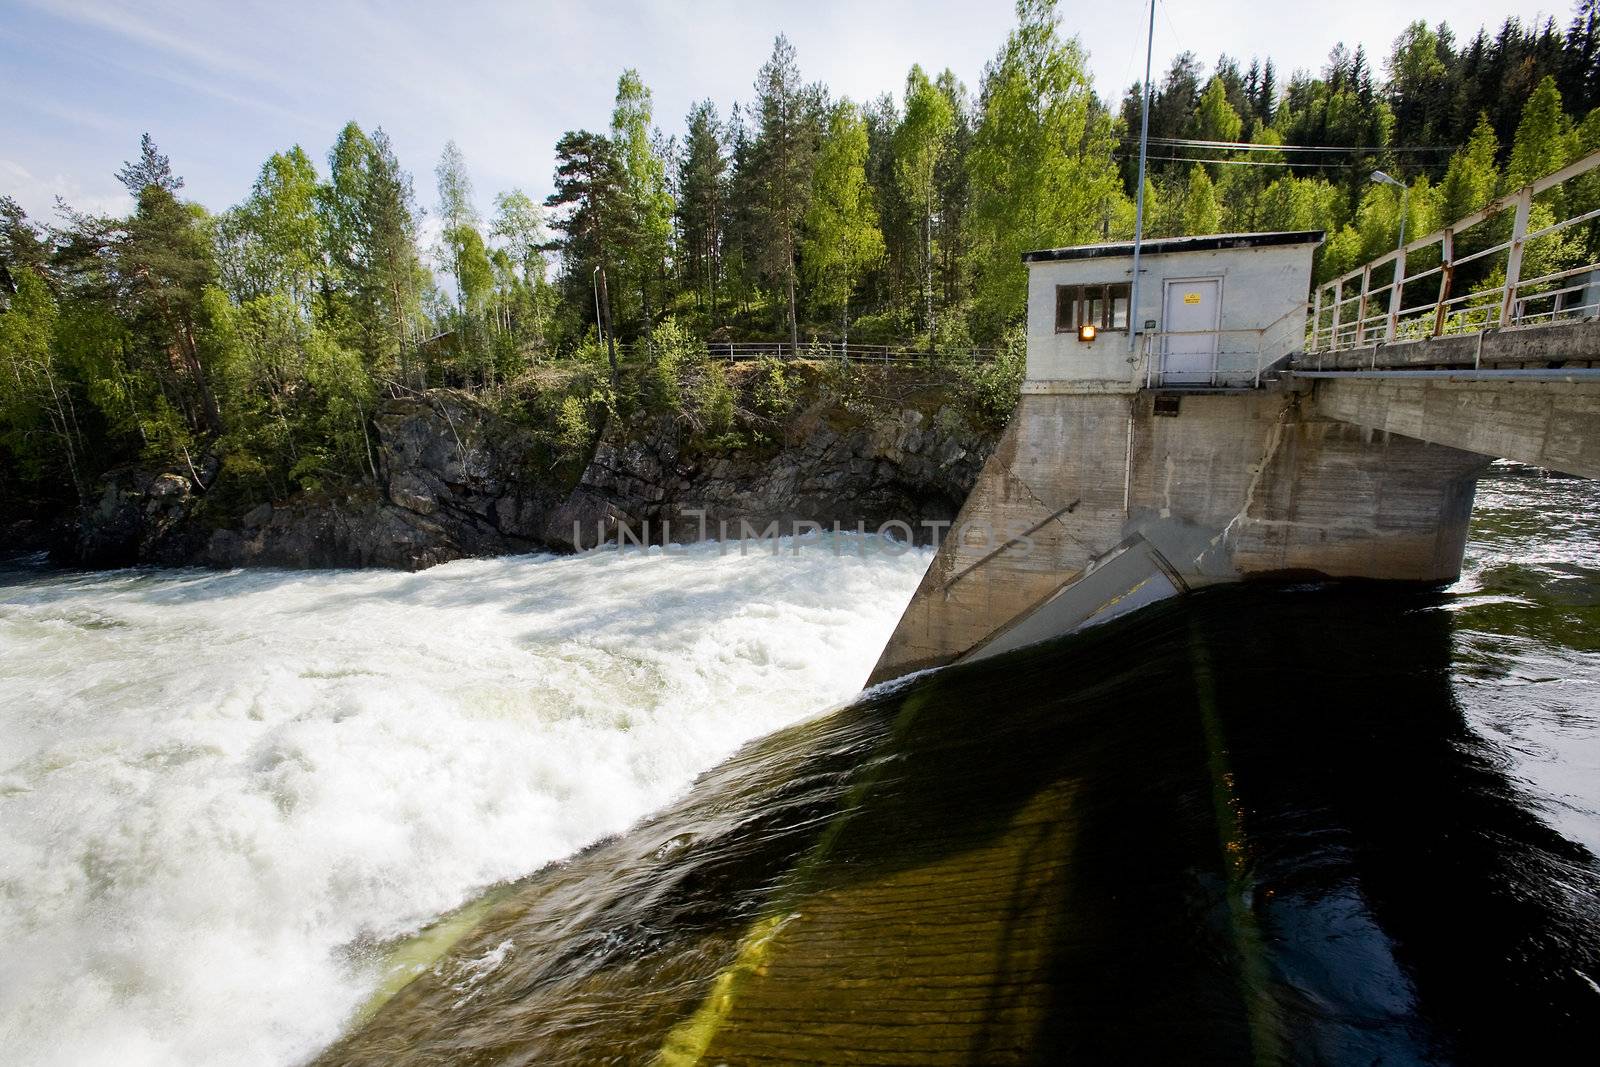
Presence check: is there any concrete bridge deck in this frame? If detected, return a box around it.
[1286,319,1600,479]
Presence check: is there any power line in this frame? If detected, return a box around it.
[1118,153,1363,168]
[1123,136,1459,154]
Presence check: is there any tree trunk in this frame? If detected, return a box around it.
[641,278,652,351]
[785,232,799,354]
[925,202,935,350]
[842,288,850,347]
[597,265,619,387]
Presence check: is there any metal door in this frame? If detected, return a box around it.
[1161,277,1221,384]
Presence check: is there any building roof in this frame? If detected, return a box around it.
[1021,230,1325,263]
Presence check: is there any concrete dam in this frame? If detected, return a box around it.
[302,158,1600,1066]
[871,154,1600,684]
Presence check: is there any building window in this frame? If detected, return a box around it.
[1055,283,1131,333]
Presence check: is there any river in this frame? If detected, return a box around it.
[3,465,1598,1064]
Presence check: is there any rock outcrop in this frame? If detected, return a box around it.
[551,402,991,550]
[46,382,999,571]
[198,392,567,569]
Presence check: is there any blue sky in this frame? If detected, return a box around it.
[0,0,1572,225]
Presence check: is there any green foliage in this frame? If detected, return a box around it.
[748,33,824,346]
[1182,166,1221,235]
[967,0,1124,328]
[803,101,884,333]
[1507,77,1573,192]
[322,123,429,388]
[1439,116,1500,222]
[952,324,1025,432]
[16,8,1600,517]
[751,357,795,419]
[894,65,955,336]
[692,359,736,438]
[0,269,82,490]
[645,315,701,408]
[609,70,676,338]
[556,393,593,453]
[1193,77,1243,143]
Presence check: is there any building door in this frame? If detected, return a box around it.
[1161,277,1221,384]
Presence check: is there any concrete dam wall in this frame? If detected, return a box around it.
[869,389,1488,683]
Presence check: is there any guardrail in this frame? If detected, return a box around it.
[1309,150,1600,353]
[702,341,999,363]
[593,340,999,364]
[1140,306,1308,387]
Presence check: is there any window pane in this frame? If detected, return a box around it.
[1084,287,1105,330]
[1108,283,1130,329]
[1055,286,1075,331]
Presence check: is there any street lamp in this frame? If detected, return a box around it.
[1371,170,1408,251]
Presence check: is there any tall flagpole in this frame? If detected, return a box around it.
[1128,0,1156,355]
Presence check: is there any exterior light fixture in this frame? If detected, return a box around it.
[1078,323,1097,343]
[1371,170,1410,251]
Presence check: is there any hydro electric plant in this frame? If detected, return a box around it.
[869,153,1600,685]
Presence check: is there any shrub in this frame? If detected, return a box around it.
[556,394,592,453]
[954,324,1025,432]
[689,359,735,437]
[752,356,794,419]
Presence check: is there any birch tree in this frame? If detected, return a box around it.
[803,101,884,346]
[894,65,954,342]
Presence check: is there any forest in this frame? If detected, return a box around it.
[6,0,1600,513]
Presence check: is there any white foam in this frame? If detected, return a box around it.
[0,536,930,1066]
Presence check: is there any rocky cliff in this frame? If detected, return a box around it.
[44,378,998,571]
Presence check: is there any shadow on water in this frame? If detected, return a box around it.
[316,581,1600,1066]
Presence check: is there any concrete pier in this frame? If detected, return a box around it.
[868,389,1488,684]
[867,228,1600,685]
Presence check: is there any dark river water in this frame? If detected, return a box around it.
[314,464,1600,1065]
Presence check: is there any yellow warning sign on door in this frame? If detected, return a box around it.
[1183,292,1202,304]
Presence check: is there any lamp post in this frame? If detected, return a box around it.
[1128,0,1156,356]
[1370,170,1408,252]
[1371,171,1409,341]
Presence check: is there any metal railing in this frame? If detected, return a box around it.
[1309,150,1600,353]
[1139,306,1308,388]
[594,339,999,364]
[703,341,999,363]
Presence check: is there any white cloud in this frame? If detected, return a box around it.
[1,0,1576,225]
[0,158,128,220]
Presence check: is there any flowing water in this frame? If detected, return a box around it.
[0,538,933,1066]
[4,466,1600,1064]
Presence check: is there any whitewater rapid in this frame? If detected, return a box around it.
[0,537,932,1067]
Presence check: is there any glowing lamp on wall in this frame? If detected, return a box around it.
[1077,323,1096,343]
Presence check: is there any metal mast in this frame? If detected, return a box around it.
[1128,0,1156,354]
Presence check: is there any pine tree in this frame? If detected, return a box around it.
[117,185,223,435]
[321,122,428,387]
[116,133,184,196]
[0,197,49,303]
[1258,59,1277,123]
[677,101,728,318]
[1564,1,1600,114]
[546,129,625,378]
[749,34,822,350]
